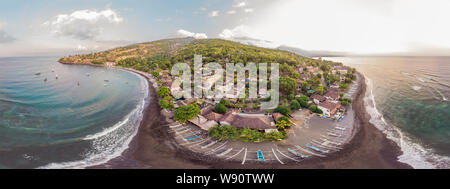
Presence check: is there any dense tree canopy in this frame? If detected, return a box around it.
[174,104,200,123]
[157,86,171,97]
[214,103,227,114]
[309,105,323,114]
[279,77,297,95]
[274,106,292,116]
[290,100,301,110]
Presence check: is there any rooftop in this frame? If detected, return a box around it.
[324,89,340,99]
[232,116,276,130]
[319,101,341,110]
[203,112,223,122]
[311,94,326,102]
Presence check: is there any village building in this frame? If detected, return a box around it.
[203,111,223,122]
[170,80,183,99]
[175,100,187,107]
[160,74,173,88]
[330,81,339,88]
[218,112,236,126]
[272,113,284,122]
[297,66,304,74]
[311,94,326,105]
[175,98,197,108]
[188,115,218,131]
[162,80,172,88]
[324,88,340,103]
[332,66,348,75]
[307,66,319,74]
[318,101,342,117]
[297,81,303,91]
[200,105,214,115]
[232,115,277,133]
[217,112,277,133]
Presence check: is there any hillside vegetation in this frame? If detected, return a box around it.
[59,38,195,70]
[59,38,342,77]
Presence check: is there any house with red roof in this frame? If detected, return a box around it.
[318,101,342,117]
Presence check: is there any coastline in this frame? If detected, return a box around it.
[60,60,412,169]
[101,67,413,169]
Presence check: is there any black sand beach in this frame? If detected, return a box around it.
[92,70,412,169]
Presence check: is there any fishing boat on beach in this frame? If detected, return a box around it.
[257,150,265,161]
[288,148,309,159]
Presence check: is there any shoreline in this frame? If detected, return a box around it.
[59,60,412,169]
[100,67,413,169]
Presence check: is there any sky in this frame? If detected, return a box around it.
[1,0,450,57]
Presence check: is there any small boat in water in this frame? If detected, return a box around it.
[104,80,109,82]
[44,78,47,82]
[55,74,58,79]
[35,72,41,75]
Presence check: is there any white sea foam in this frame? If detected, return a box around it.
[364,76,450,169]
[83,117,130,140]
[433,87,448,101]
[411,86,421,91]
[416,77,426,83]
[401,72,410,76]
[38,71,149,169]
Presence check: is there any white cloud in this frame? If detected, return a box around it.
[177,29,208,39]
[76,45,88,51]
[219,25,280,48]
[155,17,172,22]
[44,8,123,40]
[227,10,237,15]
[208,10,219,17]
[233,1,247,8]
[244,8,254,13]
[0,22,15,43]
[218,25,252,39]
[241,0,450,54]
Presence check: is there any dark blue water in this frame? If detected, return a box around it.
[327,56,450,169]
[0,57,148,168]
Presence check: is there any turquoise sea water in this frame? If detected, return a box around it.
[327,57,450,169]
[0,57,148,168]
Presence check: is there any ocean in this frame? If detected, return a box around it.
[326,56,450,169]
[0,56,148,169]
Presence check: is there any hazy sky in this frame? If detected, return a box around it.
[1,0,450,57]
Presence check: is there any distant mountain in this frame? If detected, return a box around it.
[277,45,349,58]
[224,36,281,49]
[220,36,348,58]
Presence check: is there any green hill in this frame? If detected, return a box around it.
[59,38,342,76]
[59,37,195,69]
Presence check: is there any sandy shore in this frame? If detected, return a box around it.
[89,68,412,169]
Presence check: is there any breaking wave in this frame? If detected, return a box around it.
[364,76,450,169]
[38,71,149,169]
